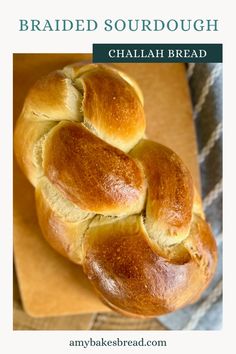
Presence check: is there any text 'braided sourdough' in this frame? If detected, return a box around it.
[14,63,217,317]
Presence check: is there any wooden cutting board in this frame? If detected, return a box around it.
[13,54,200,317]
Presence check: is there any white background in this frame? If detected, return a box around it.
[0,0,235,353]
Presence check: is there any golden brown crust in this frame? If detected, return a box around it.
[43,121,147,216]
[14,62,218,318]
[63,63,144,105]
[130,139,194,246]
[23,70,82,121]
[183,215,217,279]
[83,215,217,317]
[78,65,145,151]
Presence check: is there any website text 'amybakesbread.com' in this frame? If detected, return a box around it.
[69,337,167,349]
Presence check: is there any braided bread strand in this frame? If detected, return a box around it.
[14,63,217,317]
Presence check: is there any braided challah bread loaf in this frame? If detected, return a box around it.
[14,63,217,317]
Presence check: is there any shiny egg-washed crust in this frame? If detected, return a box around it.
[14,63,217,317]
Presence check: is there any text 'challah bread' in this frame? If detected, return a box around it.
[14,63,217,317]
